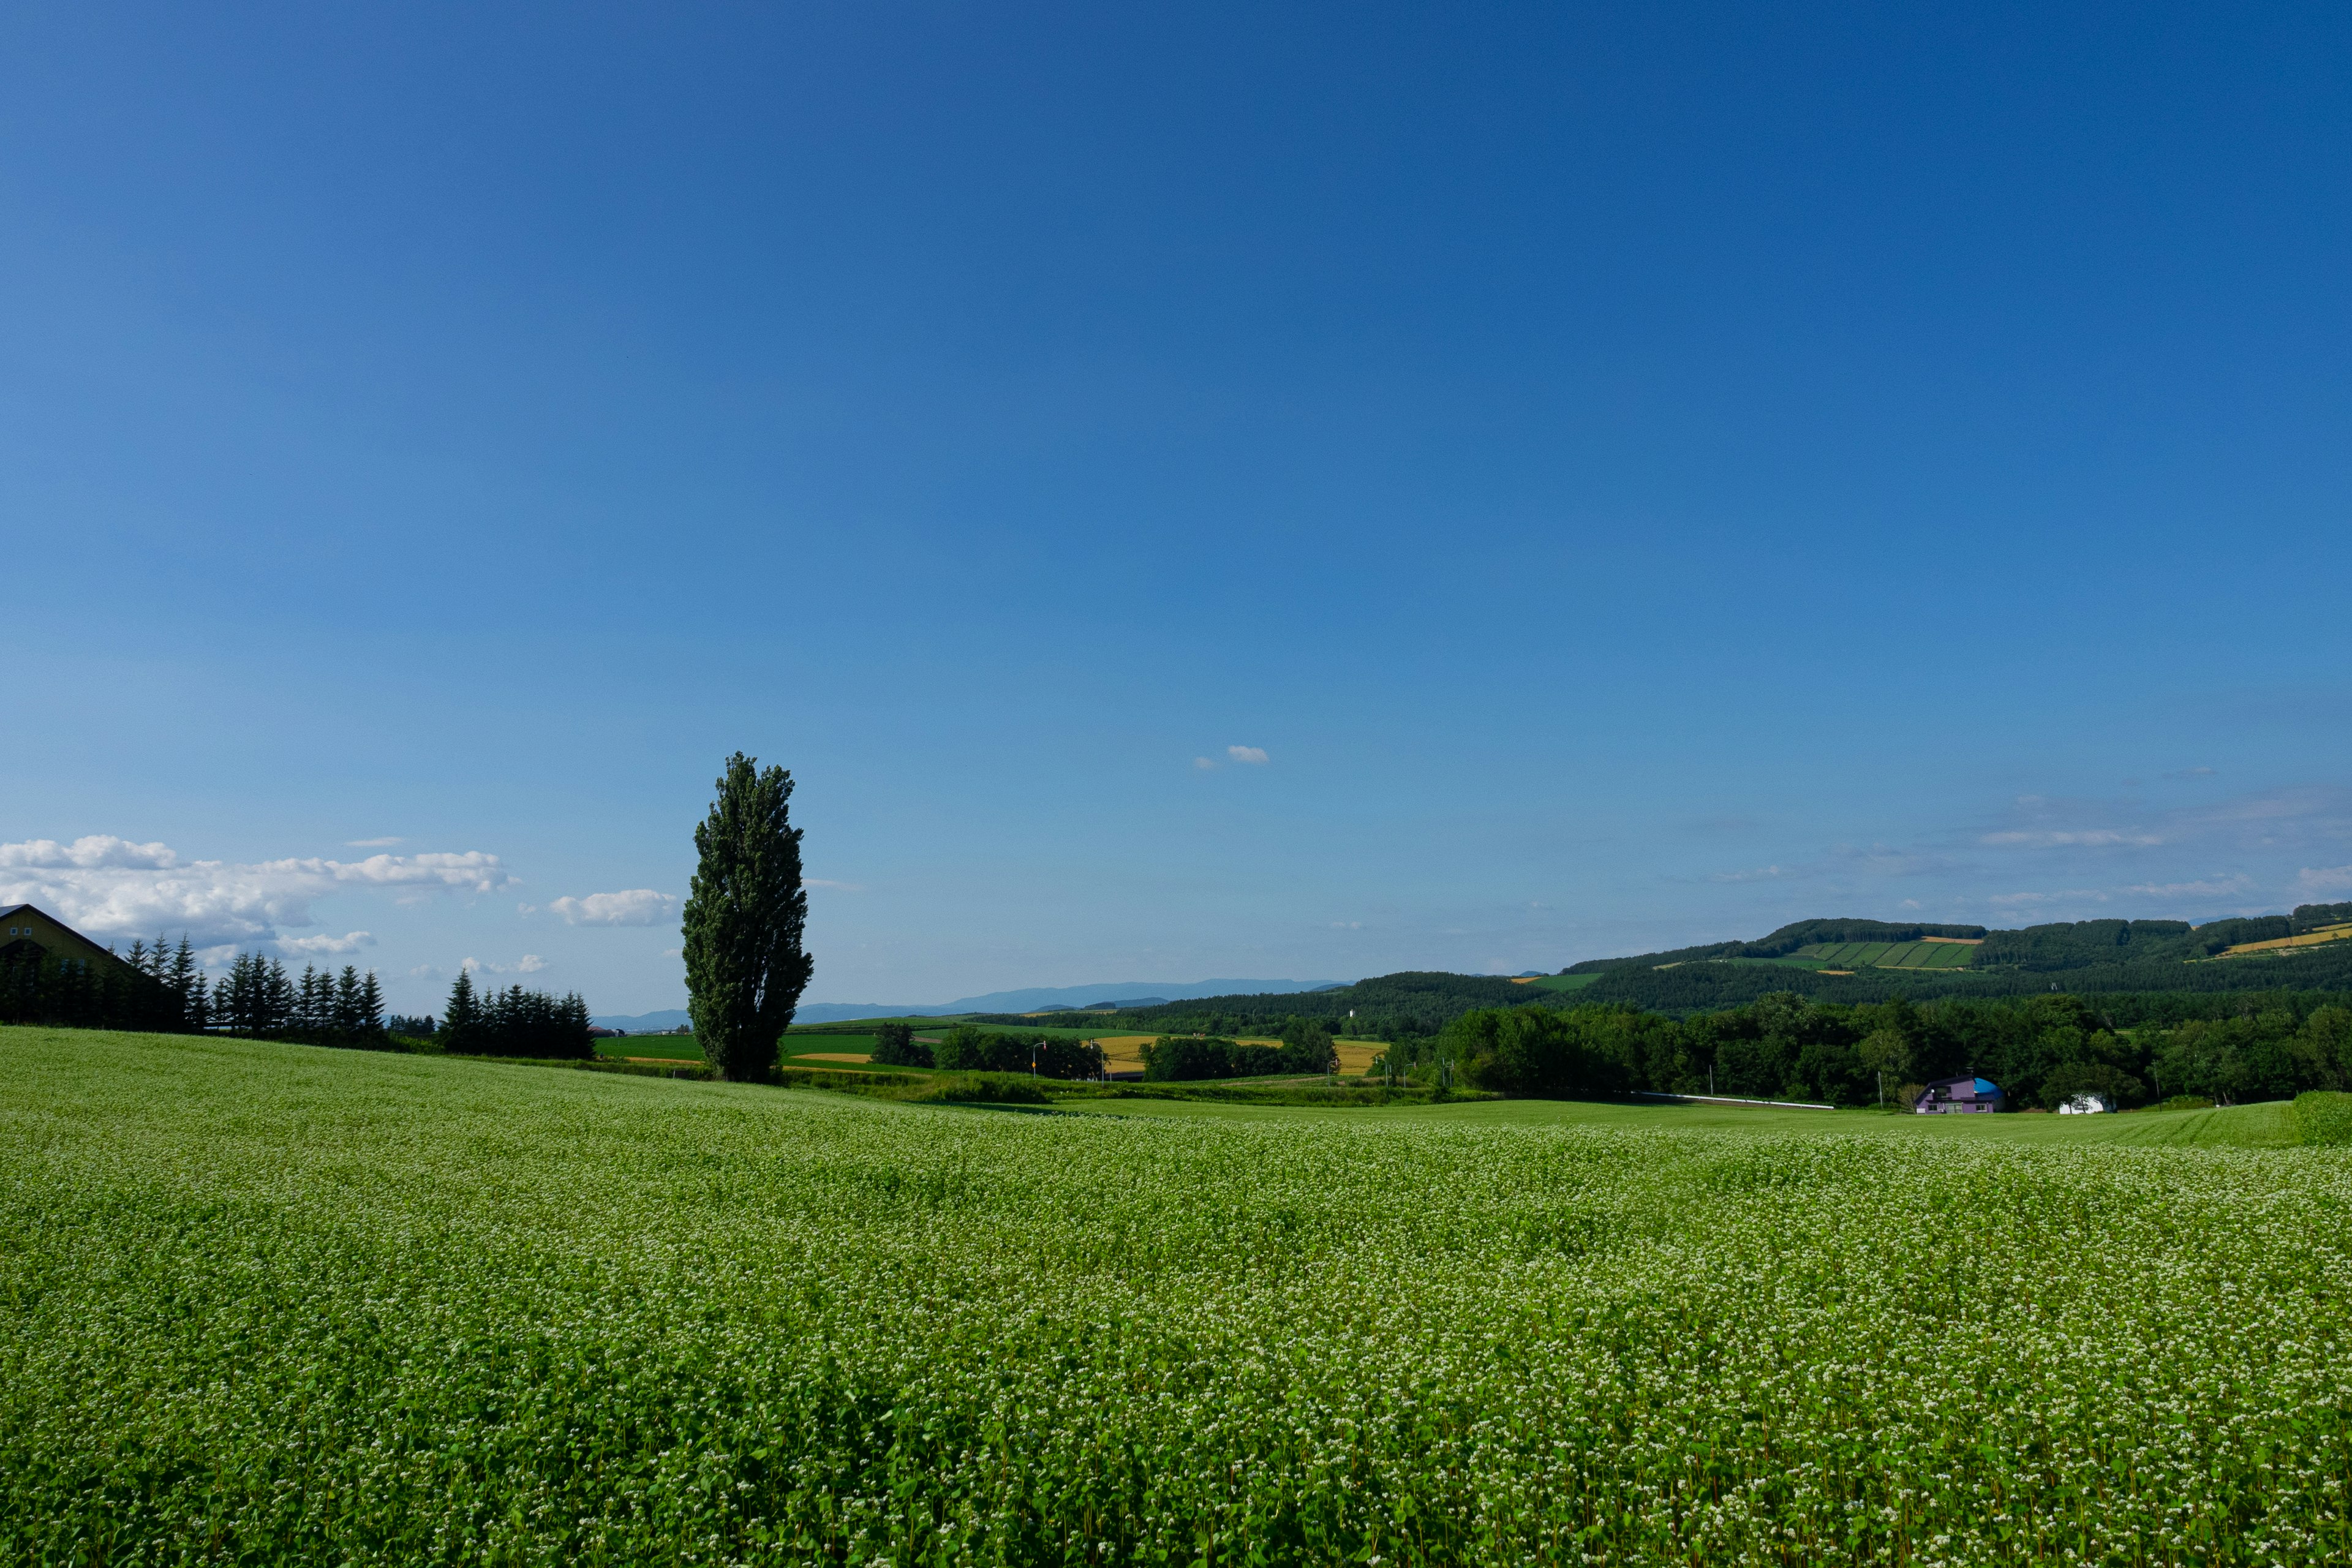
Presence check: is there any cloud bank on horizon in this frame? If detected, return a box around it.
[0,835,513,954]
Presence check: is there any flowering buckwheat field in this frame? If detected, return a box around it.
[2,1029,2348,1566]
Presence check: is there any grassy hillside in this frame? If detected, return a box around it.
[6,1027,2350,1562]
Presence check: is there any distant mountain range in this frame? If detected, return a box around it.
[595,977,1346,1033]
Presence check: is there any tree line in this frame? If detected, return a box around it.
[0,934,393,1047]
[1399,990,2352,1109]
[209,952,390,1047]
[435,970,594,1059]
[1142,1017,1337,1080]
[868,1021,1106,1078]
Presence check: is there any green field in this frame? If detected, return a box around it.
[4,1026,2349,1564]
[1792,939,1978,970]
[1515,972,1599,992]
[596,1031,940,1072]
[595,1031,704,1060]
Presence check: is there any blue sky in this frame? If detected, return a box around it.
[5,1,2349,1014]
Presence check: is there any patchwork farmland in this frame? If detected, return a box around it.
[1789,938,1980,970]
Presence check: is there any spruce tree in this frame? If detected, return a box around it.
[219,954,253,1035]
[443,969,482,1054]
[682,752,813,1081]
[167,938,197,1032]
[359,972,386,1038]
[265,960,296,1037]
[334,967,363,1039]
[561,993,593,1059]
[296,965,323,1038]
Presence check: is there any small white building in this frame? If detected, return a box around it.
[2057,1091,2115,1115]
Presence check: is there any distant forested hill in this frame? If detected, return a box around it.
[977,972,1535,1038]
[1033,903,2352,1035]
[1558,903,2352,1014]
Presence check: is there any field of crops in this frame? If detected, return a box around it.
[1792,940,1978,970]
[5,1026,2351,1564]
[2217,922,2352,960]
[596,1031,704,1061]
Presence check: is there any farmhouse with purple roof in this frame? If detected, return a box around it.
[1914,1076,2003,1114]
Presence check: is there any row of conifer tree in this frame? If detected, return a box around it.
[0,932,388,1048]
[437,969,594,1058]
[1,930,595,1059]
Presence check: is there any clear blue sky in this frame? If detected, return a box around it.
[5,1,2348,1015]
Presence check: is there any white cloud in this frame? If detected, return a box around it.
[278,930,377,956]
[0,835,513,947]
[461,954,546,975]
[2299,865,2352,895]
[0,835,179,870]
[345,836,403,848]
[1227,745,1269,765]
[549,889,677,926]
[1193,756,1218,771]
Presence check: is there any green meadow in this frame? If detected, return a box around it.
[4,1026,2349,1564]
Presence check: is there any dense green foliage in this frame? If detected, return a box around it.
[4,1028,2350,1564]
[930,1025,1104,1079]
[0,935,200,1035]
[1037,907,2352,1042]
[1141,1018,1337,1080]
[1570,941,2352,1012]
[1559,919,1989,975]
[440,969,594,1059]
[867,1019,932,1068]
[1411,993,2352,1110]
[682,752,814,1080]
[1070,973,1528,1039]
[1559,905,2352,1013]
[209,953,390,1047]
[2292,1090,2352,1147]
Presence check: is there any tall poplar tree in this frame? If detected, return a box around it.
[682,752,813,1081]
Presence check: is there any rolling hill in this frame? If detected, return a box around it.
[1050,902,2352,1034]
[1550,904,2352,1012]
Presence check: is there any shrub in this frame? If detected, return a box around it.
[911,1074,1049,1105]
[1140,1036,1291,1080]
[2289,1090,2352,1147]
[868,1021,932,1068]
[1033,1036,1106,1080]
